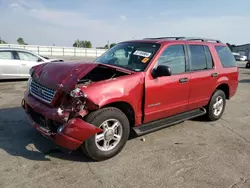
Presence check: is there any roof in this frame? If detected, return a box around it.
[123,37,225,45]
[0,47,32,52]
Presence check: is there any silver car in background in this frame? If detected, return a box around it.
[0,48,64,80]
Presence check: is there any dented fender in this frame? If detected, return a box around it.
[79,72,145,124]
[61,118,103,142]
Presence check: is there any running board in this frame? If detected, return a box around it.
[132,108,206,136]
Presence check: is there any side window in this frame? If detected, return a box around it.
[157,45,186,74]
[215,46,236,67]
[0,51,13,60]
[188,45,207,71]
[204,46,214,69]
[17,51,40,61]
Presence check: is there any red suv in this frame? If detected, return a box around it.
[21,37,239,161]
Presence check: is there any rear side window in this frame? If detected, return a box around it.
[204,46,214,69]
[188,45,214,71]
[188,45,207,71]
[0,51,13,60]
[215,46,236,67]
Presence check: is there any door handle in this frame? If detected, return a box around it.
[211,73,219,77]
[179,77,189,83]
[20,64,27,66]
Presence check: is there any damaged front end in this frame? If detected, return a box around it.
[22,89,103,150]
[22,62,133,151]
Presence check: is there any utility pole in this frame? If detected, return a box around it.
[107,40,110,49]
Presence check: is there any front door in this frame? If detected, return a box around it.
[144,44,191,123]
[15,51,42,77]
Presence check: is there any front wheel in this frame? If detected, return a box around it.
[81,107,130,161]
[206,89,226,121]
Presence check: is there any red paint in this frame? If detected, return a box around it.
[23,91,69,124]
[80,72,145,124]
[32,62,98,91]
[144,72,191,123]
[61,118,103,141]
[23,99,102,150]
[22,38,239,151]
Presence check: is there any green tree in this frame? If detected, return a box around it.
[103,43,116,49]
[84,40,92,48]
[17,37,28,45]
[110,43,116,48]
[73,40,92,48]
[0,37,7,44]
[73,39,84,47]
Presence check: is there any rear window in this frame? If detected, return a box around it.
[215,46,236,67]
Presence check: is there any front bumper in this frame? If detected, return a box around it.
[22,91,102,150]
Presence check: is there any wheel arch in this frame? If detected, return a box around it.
[102,101,136,127]
[215,83,230,99]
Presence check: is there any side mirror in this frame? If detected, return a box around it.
[152,65,172,78]
[37,58,43,62]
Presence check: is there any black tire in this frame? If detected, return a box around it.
[246,63,250,68]
[81,107,130,161]
[206,89,226,121]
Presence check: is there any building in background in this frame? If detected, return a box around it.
[232,43,250,60]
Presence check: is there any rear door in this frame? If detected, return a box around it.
[144,44,191,123]
[0,50,20,79]
[187,44,218,110]
[15,51,43,78]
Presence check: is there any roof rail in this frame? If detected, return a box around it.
[184,37,222,43]
[143,37,222,43]
[143,37,186,40]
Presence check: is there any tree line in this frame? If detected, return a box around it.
[72,39,116,49]
[0,37,28,45]
[0,36,237,51]
[0,37,117,49]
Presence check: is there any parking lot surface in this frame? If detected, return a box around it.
[0,62,250,188]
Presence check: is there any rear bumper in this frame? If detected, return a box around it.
[22,91,102,150]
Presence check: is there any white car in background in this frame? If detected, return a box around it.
[239,55,247,61]
[0,48,64,80]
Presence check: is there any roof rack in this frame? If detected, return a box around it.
[143,37,186,40]
[143,37,222,43]
[185,37,222,43]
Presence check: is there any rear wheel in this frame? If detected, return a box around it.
[206,90,226,121]
[246,63,250,68]
[81,107,130,161]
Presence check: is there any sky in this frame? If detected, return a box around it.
[0,0,250,47]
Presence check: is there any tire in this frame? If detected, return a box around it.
[246,63,250,68]
[81,107,130,161]
[206,89,226,121]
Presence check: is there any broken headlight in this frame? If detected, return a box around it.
[70,88,87,98]
[29,67,35,76]
[27,77,32,92]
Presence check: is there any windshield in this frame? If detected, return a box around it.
[94,42,161,72]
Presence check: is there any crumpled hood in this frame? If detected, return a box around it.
[32,62,98,91]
